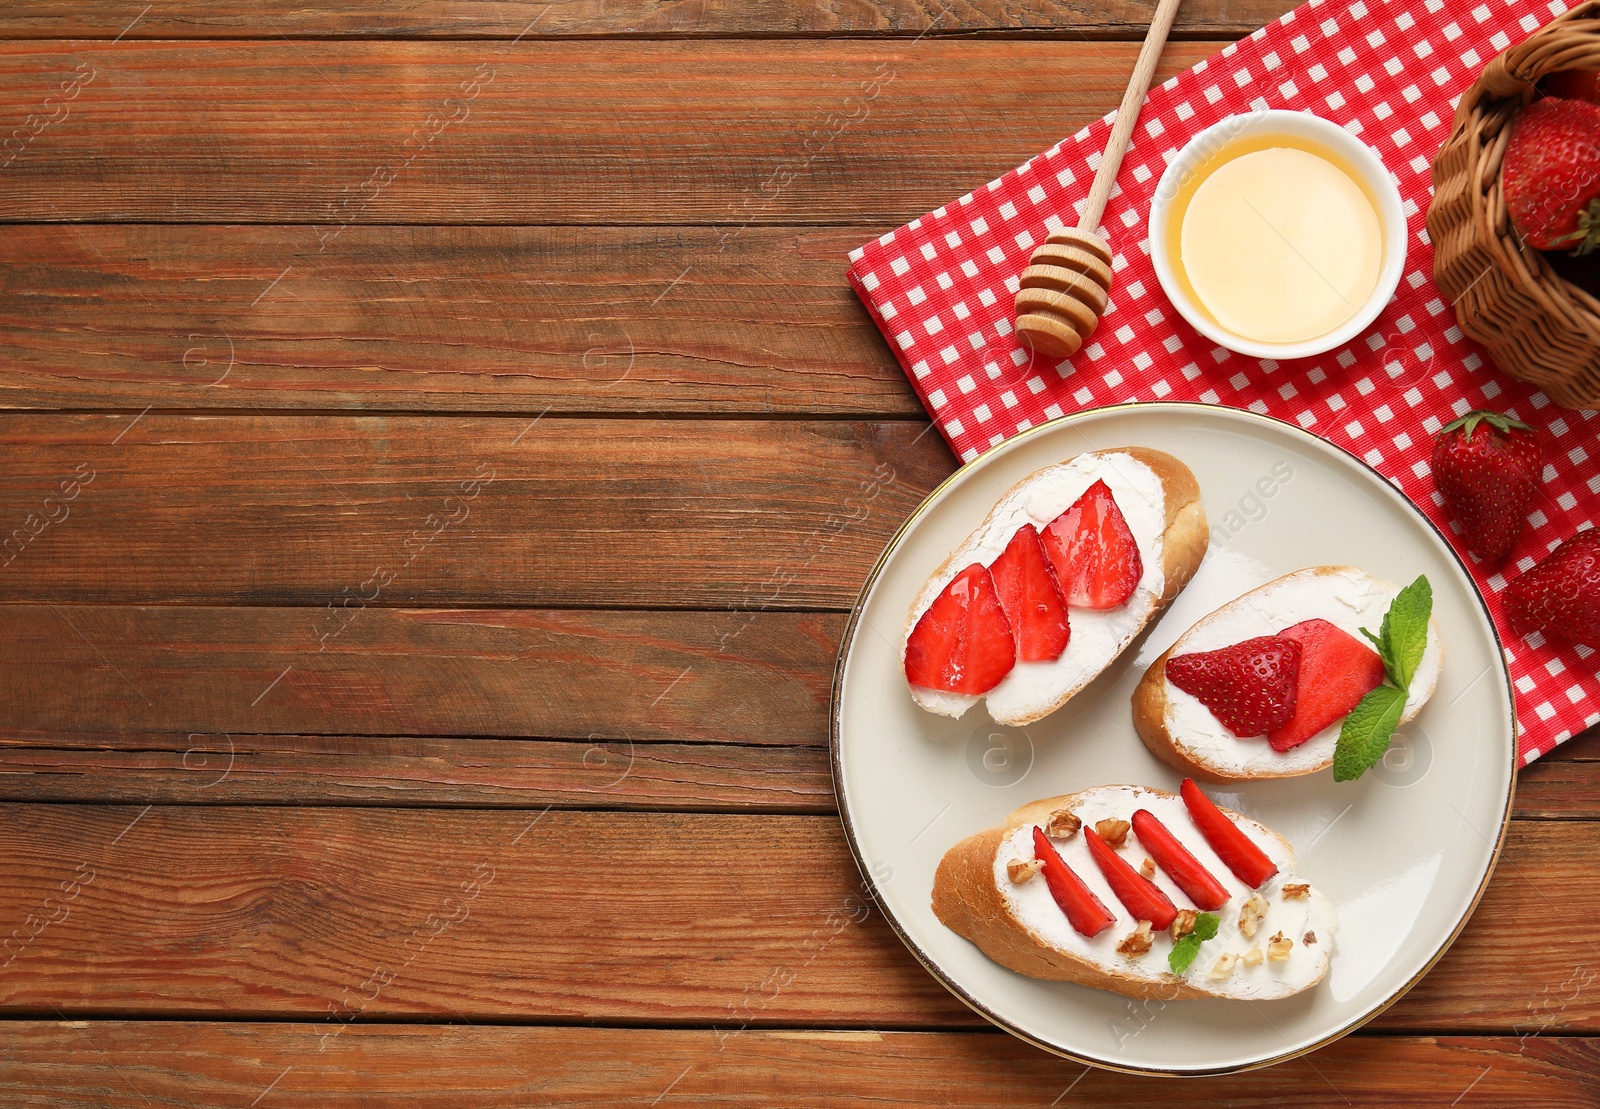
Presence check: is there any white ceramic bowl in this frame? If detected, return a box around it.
[1147,110,1407,361]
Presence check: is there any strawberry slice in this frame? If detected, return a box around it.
[1039,479,1144,609]
[1031,826,1115,938]
[904,564,1016,694]
[989,524,1071,662]
[1164,635,1301,737]
[1179,778,1278,889]
[1267,618,1387,752]
[1083,826,1177,930]
[1130,809,1230,911]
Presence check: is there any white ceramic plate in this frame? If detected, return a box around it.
[831,403,1515,1076]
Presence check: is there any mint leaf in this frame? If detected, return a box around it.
[1367,575,1433,693]
[1167,911,1221,975]
[1332,684,1407,781]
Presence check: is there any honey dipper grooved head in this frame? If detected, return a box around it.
[1014,229,1115,359]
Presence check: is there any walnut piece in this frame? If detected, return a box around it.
[1266,931,1293,962]
[1169,909,1198,941]
[1242,946,1264,967]
[1046,809,1082,839]
[1281,883,1311,900]
[1094,818,1131,847]
[1238,892,1269,939]
[1116,920,1154,957]
[1208,952,1238,979]
[1303,930,1317,946]
[1007,857,1042,884]
[1140,857,1156,879]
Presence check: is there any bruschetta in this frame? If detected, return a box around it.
[932,783,1336,1001]
[1133,566,1443,781]
[902,448,1206,727]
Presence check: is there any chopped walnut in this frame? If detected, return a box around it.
[1094,818,1131,847]
[1266,931,1293,962]
[1116,920,1155,957]
[1140,857,1156,879]
[1208,952,1238,979]
[1007,857,1042,884]
[1303,931,1317,946]
[1169,909,1198,941]
[1046,809,1082,839]
[1238,892,1269,939]
[1281,883,1311,900]
[1242,946,1264,967]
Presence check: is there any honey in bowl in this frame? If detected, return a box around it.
[1164,133,1385,347]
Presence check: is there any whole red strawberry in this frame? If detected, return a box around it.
[1502,97,1600,255]
[1504,530,1600,648]
[1431,410,1543,563]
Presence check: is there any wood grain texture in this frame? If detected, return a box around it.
[0,1025,1594,1107]
[0,0,1301,41]
[0,736,836,811]
[0,40,1212,225]
[0,415,951,607]
[0,606,841,744]
[0,806,1593,1033]
[3,734,1595,820]
[0,225,921,416]
[0,602,1592,809]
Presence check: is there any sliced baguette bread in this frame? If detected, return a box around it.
[1133,566,1444,781]
[932,784,1336,1001]
[903,448,1206,727]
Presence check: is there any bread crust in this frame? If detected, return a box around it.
[931,788,1319,1001]
[1133,566,1444,782]
[904,447,1207,726]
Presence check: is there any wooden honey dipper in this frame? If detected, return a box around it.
[1015,0,1186,359]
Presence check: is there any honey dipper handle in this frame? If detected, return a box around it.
[1079,0,1185,233]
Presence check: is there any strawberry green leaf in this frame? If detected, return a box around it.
[1440,410,1532,438]
[1167,911,1221,975]
[1333,684,1408,782]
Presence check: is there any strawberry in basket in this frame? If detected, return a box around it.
[1502,97,1600,256]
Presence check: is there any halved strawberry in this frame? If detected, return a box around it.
[1032,826,1115,938]
[1164,635,1301,737]
[989,524,1071,662]
[1267,618,1386,752]
[1179,778,1278,889]
[1130,809,1230,911]
[1083,826,1178,931]
[1039,479,1143,609]
[904,564,1016,694]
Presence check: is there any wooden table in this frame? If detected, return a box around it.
[0,2,1595,1104]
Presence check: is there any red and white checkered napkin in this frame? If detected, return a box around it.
[849,0,1599,762]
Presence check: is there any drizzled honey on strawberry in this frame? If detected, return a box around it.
[905,480,1142,694]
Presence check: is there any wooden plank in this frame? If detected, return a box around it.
[0,40,1214,225]
[0,0,1299,41]
[0,806,1593,1033]
[4,733,1595,819]
[0,225,921,416]
[0,415,950,606]
[0,600,1591,811]
[0,606,842,744]
[0,736,835,811]
[0,1025,1594,1107]
[1516,742,1600,820]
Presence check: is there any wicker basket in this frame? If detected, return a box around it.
[1427,0,1600,408]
